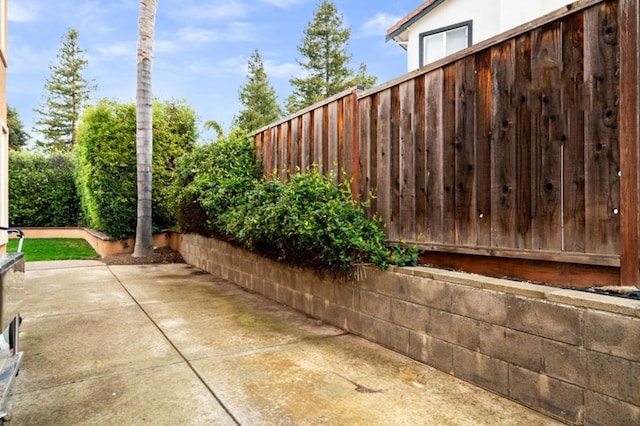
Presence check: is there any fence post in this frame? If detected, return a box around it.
[619,0,640,285]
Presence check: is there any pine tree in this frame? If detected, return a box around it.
[286,0,377,113]
[7,106,29,150]
[34,28,95,153]
[233,49,282,133]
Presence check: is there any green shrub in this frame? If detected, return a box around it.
[226,169,389,271]
[171,132,389,272]
[76,99,196,239]
[168,129,262,236]
[9,151,82,227]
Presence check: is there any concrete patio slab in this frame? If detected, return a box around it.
[13,306,182,394]
[192,334,556,425]
[4,262,561,425]
[6,363,235,425]
[141,296,344,361]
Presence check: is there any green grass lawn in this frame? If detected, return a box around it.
[6,238,100,262]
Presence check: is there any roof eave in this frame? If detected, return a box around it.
[385,0,447,43]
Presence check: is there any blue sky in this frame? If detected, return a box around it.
[7,0,413,143]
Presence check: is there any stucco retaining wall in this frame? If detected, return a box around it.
[179,233,640,425]
[12,227,174,257]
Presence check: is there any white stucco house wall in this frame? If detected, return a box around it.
[387,0,576,72]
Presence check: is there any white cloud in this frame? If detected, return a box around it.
[264,60,302,79]
[8,1,42,22]
[259,0,305,9]
[94,41,135,58]
[175,0,248,21]
[359,12,401,37]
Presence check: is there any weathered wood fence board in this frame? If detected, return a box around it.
[255,0,640,285]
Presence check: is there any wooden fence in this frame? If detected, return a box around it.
[255,0,640,287]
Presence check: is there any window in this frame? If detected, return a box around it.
[419,21,472,66]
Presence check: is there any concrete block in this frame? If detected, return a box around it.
[479,324,543,372]
[346,309,363,336]
[358,267,410,299]
[407,278,453,311]
[408,331,454,373]
[408,331,426,362]
[546,289,640,318]
[372,320,410,354]
[324,303,348,329]
[631,362,640,406]
[358,313,377,342]
[587,351,631,401]
[360,290,391,321]
[585,311,640,362]
[585,391,640,426]
[509,365,584,424]
[508,297,583,345]
[450,286,508,325]
[312,297,326,321]
[453,346,509,396]
[427,310,479,350]
[542,340,588,387]
[390,299,430,331]
[480,277,549,299]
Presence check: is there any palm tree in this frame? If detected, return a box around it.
[133,0,158,257]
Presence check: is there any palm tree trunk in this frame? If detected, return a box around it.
[133,0,158,257]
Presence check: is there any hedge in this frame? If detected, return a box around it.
[76,99,197,239]
[8,151,82,227]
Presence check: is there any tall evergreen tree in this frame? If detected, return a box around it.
[286,0,377,113]
[7,106,29,150]
[233,49,282,133]
[34,28,95,153]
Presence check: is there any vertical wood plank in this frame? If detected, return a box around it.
[369,94,380,215]
[313,108,323,171]
[454,56,477,246]
[389,85,402,241]
[350,90,360,200]
[619,0,640,285]
[414,75,427,240]
[561,12,586,253]
[328,101,339,180]
[289,118,298,174]
[377,89,392,237]
[270,127,278,178]
[358,96,372,207]
[490,40,517,248]
[442,65,457,244]
[301,112,312,173]
[531,23,563,251]
[399,80,416,240]
[425,69,445,243]
[514,33,533,249]
[475,50,493,247]
[322,105,330,174]
[584,1,620,255]
[279,123,288,180]
[341,96,351,183]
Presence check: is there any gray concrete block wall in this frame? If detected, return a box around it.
[179,233,640,425]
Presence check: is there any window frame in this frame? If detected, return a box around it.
[418,20,473,67]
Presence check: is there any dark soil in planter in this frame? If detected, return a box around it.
[573,286,640,300]
[102,247,185,265]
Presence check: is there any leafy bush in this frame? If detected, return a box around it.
[9,151,82,227]
[226,169,389,271]
[168,129,262,236]
[76,99,196,239]
[171,132,389,272]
